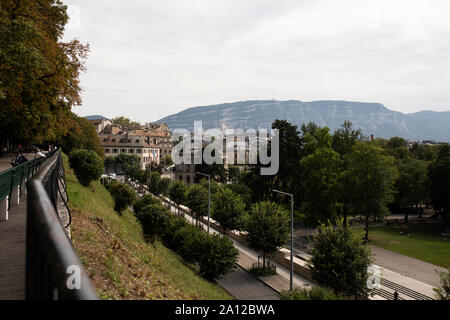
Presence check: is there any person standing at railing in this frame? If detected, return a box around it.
[34,148,46,159]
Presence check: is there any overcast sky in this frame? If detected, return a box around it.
[63,0,450,123]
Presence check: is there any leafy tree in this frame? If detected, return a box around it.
[172,224,206,263]
[59,113,104,158]
[135,203,171,243]
[225,183,252,210]
[307,219,373,298]
[162,155,173,166]
[386,137,409,160]
[113,116,140,129]
[199,178,220,195]
[280,286,343,300]
[394,159,429,222]
[133,194,160,214]
[332,121,362,156]
[410,143,436,161]
[69,149,103,186]
[159,178,171,196]
[428,144,450,227]
[434,269,450,300]
[300,147,343,227]
[344,142,398,241]
[147,171,162,194]
[0,1,89,150]
[185,184,208,227]
[212,188,246,234]
[109,182,136,214]
[168,179,187,216]
[301,123,333,156]
[246,201,290,268]
[197,234,238,280]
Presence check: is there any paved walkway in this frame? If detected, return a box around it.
[217,266,279,300]
[0,153,35,173]
[370,246,446,287]
[0,197,26,300]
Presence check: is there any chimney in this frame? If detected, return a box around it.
[370,134,374,141]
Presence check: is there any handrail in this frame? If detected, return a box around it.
[26,150,97,300]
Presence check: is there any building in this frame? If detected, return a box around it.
[100,133,160,170]
[86,116,112,133]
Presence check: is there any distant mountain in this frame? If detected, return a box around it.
[158,100,450,142]
[84,115,107,121]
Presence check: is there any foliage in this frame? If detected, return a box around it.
[344,142,398,240]
[212,187,246,234]
[109,182,136,214]
[147,171,162,194]
[308,219,373,298]
[225,183,253,210]
[428,144,450,227]
[0,1,89,148]
[197,234,238,280]
[172,225,206,263]
[246,201,290,267]
[168,180,187,212]
[113,116,141,129]
[69,149,103,186]
[59,113,104,158]
[133,194,160,214]
[134,203,171,243]
[280,286,343,300]
[434,269,450,300]
[300,147,343,227]
[185,184,209,226]
[159,178,171,196]
[332,121,362,156]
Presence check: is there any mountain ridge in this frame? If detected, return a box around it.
[157,100,450,142]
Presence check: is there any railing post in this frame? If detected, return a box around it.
[7,169,16,210]
[0,197,7,221]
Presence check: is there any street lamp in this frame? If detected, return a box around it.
[196,172,210,234]
[273,189,294,291]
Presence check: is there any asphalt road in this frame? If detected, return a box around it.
[217,266,280,300]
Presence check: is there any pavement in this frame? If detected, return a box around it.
[370,245,446,287]
[0,153,35,173]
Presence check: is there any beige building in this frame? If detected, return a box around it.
[100,133,160,170]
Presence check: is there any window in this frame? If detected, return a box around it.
[113,149,118,153]
[121,149,126,153]
[112,139,116,142]
[136,149,142,154]
[186,176,191,184]
[105,149,110,153]
[129,149,134,153]
[135,139,140,143]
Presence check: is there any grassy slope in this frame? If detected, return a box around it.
[369,223,450,268]
[63,154,231,300]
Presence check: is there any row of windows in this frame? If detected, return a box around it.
[105,148,142,154]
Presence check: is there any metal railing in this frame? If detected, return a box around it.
[26,150,97,300]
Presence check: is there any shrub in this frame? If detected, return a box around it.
[133,194,160,214]
[69,149,104,186]
[135,203,171,243]
[162,215,189,248]
[280,286,343,300]
[172,225,206,263]
[159,178,171,195]
[109,182,136,214]
[197,234,238,280]
[434,269,450,300]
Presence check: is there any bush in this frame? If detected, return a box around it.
[159,178,171,195]
[172,225,206,263]
[163,215,189,248]
[135,203,171,243]
[280,286,343,300]
[69,149,104,186]
[109,182,136,214]
[434,268,450,300]
[197,234,238,280]
[133,194,161,214]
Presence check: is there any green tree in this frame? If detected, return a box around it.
[159,178,171,195]
[332,121,362,156]
[197,234,238,280]
[428,144,450,227]
[109,182,136,214]
[434,269,450,300]
[246,201,290,268]
[133,194,160,214]
[168,179,187,216]
[307,219,373,298]
[225,183,252,210]
[344,142,398,241]
[68,149,103,186]
[212,188,246,234]
[300,147,343,227]
[185,184,208,227]
[135,203,171,243]
[394,159,429,222]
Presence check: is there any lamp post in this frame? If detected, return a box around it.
[273,189,294,291]
[196,172,210,234]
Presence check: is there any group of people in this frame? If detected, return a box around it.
[9,144,55,167]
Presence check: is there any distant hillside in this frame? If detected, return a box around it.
[158,100,450,142]
[84,115,107,121]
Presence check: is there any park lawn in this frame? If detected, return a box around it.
[369,223,450,268]
[63,153,231,300]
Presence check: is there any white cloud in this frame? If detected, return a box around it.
[63,0,450,122]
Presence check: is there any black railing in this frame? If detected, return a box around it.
[26,150,97,300]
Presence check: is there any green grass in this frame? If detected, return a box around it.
[64,153,231,300]
[369,223,450,268]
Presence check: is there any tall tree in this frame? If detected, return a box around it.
[344,142,398,241]
[300,147,343,227]
[212,188,246,234]
[0,1,89,149]
[428,144,450,228]
[246,201,290,268]
[168,179,187,216]
[185,184,208,227]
